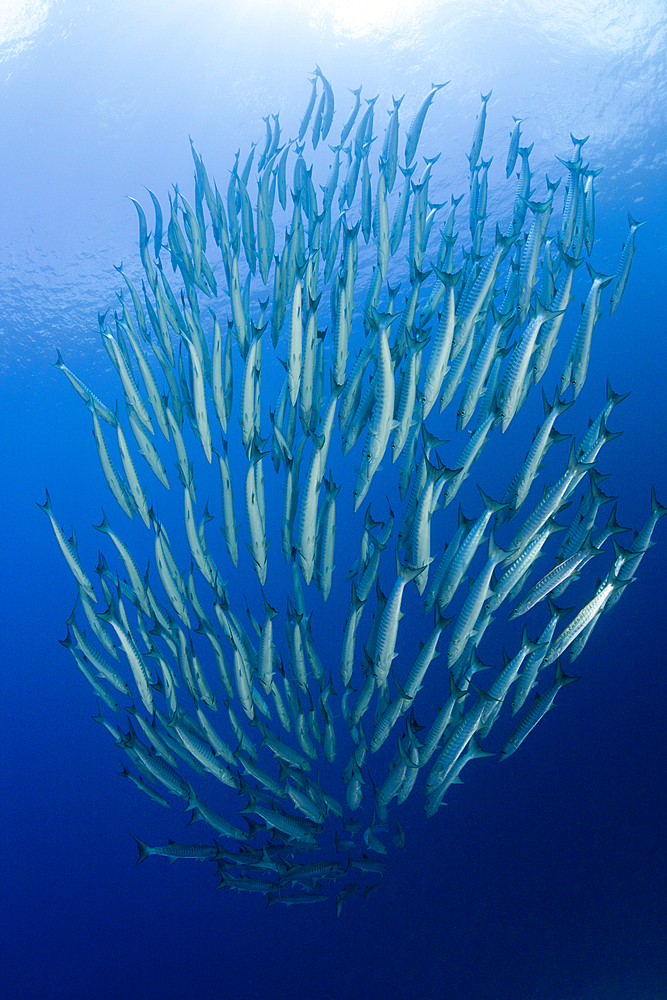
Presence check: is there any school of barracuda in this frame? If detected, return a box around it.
[40,70,662,912]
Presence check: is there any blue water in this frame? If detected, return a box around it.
[2,3,667,999]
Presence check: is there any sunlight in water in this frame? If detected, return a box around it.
[0,0,49,59]
[515,0,666,55]
[298,0,438,38]
[297,0,666,54]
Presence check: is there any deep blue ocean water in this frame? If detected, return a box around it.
[2,3,666,999]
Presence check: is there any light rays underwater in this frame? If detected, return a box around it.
[40,71,662,912]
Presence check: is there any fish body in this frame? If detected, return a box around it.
[610,212,645,315]
[405,83,449,167]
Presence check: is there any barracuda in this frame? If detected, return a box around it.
[502,663,579,759]
[561,264,614,400]
[405,83,449,168]
[42,76,660,911]
[610,212,645,315]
